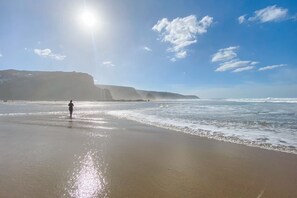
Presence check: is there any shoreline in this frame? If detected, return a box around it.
[1,108,296,155]
[107,112,297,155]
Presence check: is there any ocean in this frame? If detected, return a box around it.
[1,98,297,154]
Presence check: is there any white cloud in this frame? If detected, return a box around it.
[102,61,115,67]
[211,46,239,62]
[248,5,288,23]
[258,64,286,71]
[34,48,66,61]
[143,46,152,52]
[0,53,2,57]
[153,15,213,60]
[175,51,187,59]
[238,15,246,24]
[35,49,51,56]
[152,18,169,32]
[232,66,254,73]
[215,59,257,72]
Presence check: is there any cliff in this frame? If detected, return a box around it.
[97,85,143,100]
[97,84,199,100]
[137,90,199,100]
[0,70,113,101]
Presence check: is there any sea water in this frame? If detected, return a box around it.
[108,99,297,154]
[0,99,297,154]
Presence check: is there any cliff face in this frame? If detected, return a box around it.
[97,84,199,100]
[0,70,113,101]
[97,85,142,100]
[137,90,199,100]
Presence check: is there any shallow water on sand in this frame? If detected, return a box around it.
[1,100,297,154]
[0,108,112,198]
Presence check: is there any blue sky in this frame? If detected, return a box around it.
[0,0,297,98]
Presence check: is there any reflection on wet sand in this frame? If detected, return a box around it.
[66,151,108,198]
[68,120,73,128]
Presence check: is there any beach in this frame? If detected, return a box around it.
[1,0,297,197]
[0,110,297,198]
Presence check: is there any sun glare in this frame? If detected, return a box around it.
[79,8,98,31]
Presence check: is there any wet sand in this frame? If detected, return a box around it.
[0,114,297,197]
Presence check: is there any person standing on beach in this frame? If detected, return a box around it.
[68,100,74,119]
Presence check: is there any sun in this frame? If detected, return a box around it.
[79,8,98,31]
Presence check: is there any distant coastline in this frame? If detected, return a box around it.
[0,70,199,101]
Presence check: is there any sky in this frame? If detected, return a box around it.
[0,0,297,98]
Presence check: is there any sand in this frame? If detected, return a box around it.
[0,113,297,198]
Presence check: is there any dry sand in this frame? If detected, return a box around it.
[0,114,297,198]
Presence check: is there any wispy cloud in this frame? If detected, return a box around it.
[232,66,255,73]
[34,48,66,61]
[170,58,177,62]
[212,46,258,73]
[239,5,291,24]
[143,46,152,52]
[238,15,246,24]
[250,5,288,23]
[212,46,286,73]
[215,59,258,72]
[0,53,2,57]
[292,14,297,21]
[211,46,239,62]
[258,64,286,71]
[153,15,213,61]
[102,61,115,67]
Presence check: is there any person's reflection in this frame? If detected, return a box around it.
[68,120,73,128]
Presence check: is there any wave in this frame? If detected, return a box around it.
[224,98,297,103]
[107,110,297,154]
